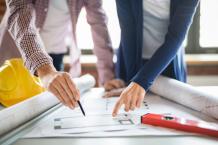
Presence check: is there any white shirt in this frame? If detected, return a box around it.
[142,0,171,59]
[40,0,71,54]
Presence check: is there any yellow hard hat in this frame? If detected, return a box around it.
[0,59,45,107]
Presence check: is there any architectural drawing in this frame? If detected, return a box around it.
[23,88,217,138]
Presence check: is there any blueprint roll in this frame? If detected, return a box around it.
[0,74,96,137]
[150,76,218,120]
[74,74,96,94]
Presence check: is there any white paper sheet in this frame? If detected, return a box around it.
[24,88,218,138]
[0,74,95,137]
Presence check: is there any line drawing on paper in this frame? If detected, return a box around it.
[54,113,138,130]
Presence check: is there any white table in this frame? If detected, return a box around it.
[1,87,218,145]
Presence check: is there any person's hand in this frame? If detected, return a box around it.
[37,64,80,109]
[104,79,125,91]
[103,88,125,98]
[112,82,146,117]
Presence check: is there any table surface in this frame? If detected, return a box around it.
[12,136,218,145]
[2,87,218,145]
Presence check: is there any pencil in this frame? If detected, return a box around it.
[77,101,86,116]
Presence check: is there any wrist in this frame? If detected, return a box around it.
[131,82,145,93]
[37,64,57,79]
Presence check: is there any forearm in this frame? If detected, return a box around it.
[97,62,115,85]
[94,42,115,85]
[86,0,115,84]
[6,0,53,74]
[132,0,199,91]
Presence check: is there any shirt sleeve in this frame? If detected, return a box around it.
[85,0,115,85]
[131,0,199,91]
[6,0,53,74]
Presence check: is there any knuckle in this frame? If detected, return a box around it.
[62,72,67,75]
[56,74,62,79]
[63,72,69,76]
[53,76,60,83]
[63,73,71,79]
[137,92,144,97]
[120,93,126,99]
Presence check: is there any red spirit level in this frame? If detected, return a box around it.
[141,113,218,138]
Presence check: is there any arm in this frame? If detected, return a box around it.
[6,0,80,109]
[85,0,115,85]
[112,0,200,116]
[6,0,53,74]
[132,0,200,91]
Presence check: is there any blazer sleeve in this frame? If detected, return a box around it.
[116,0,140,81]
[132,0,200,91]
[6,0,53,74]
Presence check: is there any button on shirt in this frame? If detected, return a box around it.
[40,0,71,54]
[142,0,171,59]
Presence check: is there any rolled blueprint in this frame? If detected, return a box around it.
[150,76,218,120]
[0,74,95,137]
[74,74,96,94]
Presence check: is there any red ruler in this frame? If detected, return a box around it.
[141,113,218,138]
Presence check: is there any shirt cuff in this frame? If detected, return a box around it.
[24,51,53,75]
[98,68,115,85]
[131,75,153,92]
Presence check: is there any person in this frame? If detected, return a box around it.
[0,0,124,109]
[105,0,200,116]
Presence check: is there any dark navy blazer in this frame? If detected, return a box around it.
[115,0,199,91]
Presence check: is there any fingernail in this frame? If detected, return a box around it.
[76,96,80,101]
[71,106,75,109]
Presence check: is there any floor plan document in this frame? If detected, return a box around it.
[24,88,218,138]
